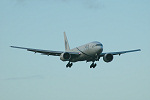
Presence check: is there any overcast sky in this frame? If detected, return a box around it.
[0,0,150,100]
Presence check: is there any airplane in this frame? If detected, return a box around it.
[11,32,141,68]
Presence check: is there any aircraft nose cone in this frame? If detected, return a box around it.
[101,46,103,52]
[97,45,103,54]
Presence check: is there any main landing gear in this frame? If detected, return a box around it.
[66,62,97,68]
[90,62,97,68]
[66,62,73,68]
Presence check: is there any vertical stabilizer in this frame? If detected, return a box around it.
[64,32,70,51]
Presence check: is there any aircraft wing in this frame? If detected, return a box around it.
[100,49,141,57]
[10,46,80,56]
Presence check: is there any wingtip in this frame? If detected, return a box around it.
[138,49,141,51]
[10,46,27,49]
[10,46,19,48]
[10,46,15,48]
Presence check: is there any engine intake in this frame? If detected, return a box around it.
[60,52,71,61]
[103,53,113,62]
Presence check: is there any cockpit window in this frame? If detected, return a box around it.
[96,44,103,46]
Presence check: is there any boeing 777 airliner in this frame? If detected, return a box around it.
[11,32,141,68]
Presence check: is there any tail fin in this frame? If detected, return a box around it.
[64,32,70,51]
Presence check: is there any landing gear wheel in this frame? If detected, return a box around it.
[90,65,92,68]
[93,63,97,68]
[90,63,97,68]
[66,62,73,68]
[66,64,69,68]
[69,63,73,68]
[90,63,94,68]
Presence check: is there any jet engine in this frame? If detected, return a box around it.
[103,53,113,62]
[60,52,71,61]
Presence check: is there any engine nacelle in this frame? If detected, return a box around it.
[60,52,71,61]
[103,53,113,62]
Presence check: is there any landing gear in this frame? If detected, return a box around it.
[90,62,97,68]
[66,62,73,68]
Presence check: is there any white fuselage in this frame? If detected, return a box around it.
[67,41,103,62]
